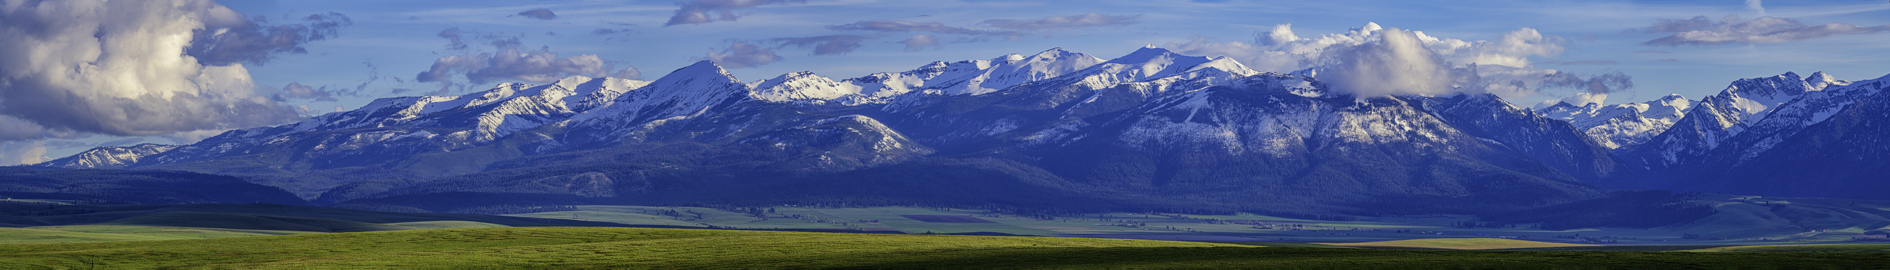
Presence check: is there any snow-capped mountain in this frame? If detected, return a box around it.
[1419,94,1625,181]
[1689,72,1861,166]
[1702,74,1890,199]
[1536,94,1692,150]
[47,45,1890,212]
[747,48,1108,106]
[1585,71,1890,198]
[1623,72,1844,171]
[560,61,754,147]
[34,143,179,169]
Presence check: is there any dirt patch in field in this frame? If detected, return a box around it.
[899,215,994,223]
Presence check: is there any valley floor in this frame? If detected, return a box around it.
[4,199,1890,268]
[498,198,1890,247]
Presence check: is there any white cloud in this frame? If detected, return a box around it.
[186,12,352,66]
[517,8,556,20]
[1640,15,1890,46]
[0,140,47,166]
[666,0,805,26]
[1320,28,1460,98]
[703,42,782,68]
[0,0,302,140]
[771,35,868,55]
[899,35,941,51]
[1166,22,1627,101]
[277,82,340,102]
[416,46,619,84]
[610,66,644,80]
[1535,93,1610,110]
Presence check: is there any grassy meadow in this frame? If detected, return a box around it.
[0,227,1886,269]
[4,201,1890,268]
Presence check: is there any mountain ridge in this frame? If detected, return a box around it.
[28,46,1890,212]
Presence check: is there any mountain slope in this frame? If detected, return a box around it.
[0,168,304,205]
[1623,72,1832,172]
[1649,74,1889,199]
[33,143,179,169]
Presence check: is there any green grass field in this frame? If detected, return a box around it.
[1,227,1886,269]
[1320,238,1596,250]
[0,225,309,244]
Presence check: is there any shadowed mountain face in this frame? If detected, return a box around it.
[1603,72,1890,200]
[0,168,304,205]
[46,46,1802,215]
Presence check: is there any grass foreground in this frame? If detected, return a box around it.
[2,227,1887,269]
[1320,238,1596,250]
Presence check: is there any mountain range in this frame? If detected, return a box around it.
[28,46,1890,215]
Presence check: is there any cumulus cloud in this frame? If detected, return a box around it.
[275,82,340,102]
[517,8,556,20]
[440,27,470,50]
[702,42,782,68]
[1166,22,1629,101]
[415,46,615,84]
[899,35,941,51]
[1319,28,1460,98]
[828,20,996,35]
[610,66,643,80]
[1543,71,1633,94]
[771,35,867,55]
[0,140,47,166]
[1640,15,1890,46]
[983,13,1139,30]
[0,0,306,141]
[666,0,805,26]
[418,28,639,84]
[1535,93,1611,109]
[186,12,352,66]
[0,116,64,141]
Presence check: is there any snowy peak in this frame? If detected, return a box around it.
[566,60,754,139]
[751,71,861,103]
[1625,71,1868,169]
[1643,94,1692,120]
[756,48,1106,104]
[35,143,179,169]
[1186,56,1261,76]
[1110,46,1182,65]
[1806,71,1844,89]
[1537,94,1693,150]
[653,60,743,89]
[1710,72,1821,126]
[936,47,1106,95]
[1535,101,1594,120]
[615,60,749,104]
[1064,46,1258,90]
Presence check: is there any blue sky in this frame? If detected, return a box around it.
[3,0,1889,163]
